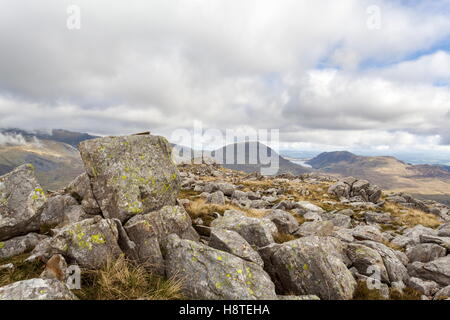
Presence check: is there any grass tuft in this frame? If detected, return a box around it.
[73,255,183,300]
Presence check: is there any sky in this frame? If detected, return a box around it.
[0,0,450,156]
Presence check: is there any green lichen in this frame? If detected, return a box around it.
[0,242,4,249]
[91,234,106,244]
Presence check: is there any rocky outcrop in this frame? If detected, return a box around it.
[407,256,450,287]
[123,205,199,274]
[0,164,47,241]
[79,134,180,222]
[328,177,382,204]
[211,210,277,248]
[259,236,356,300]
[164,234,277,300]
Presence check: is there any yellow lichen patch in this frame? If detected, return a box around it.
[0,242,4,249]
[91,234,106,244]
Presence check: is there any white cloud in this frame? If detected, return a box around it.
[0,0,449,152]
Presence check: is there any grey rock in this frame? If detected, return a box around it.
[259,236,356,300]
[124,205,199,273]
[39,195,79,229]
[0,233,47,260]
[295,201,324,213]
[0,278,76,300]
[407,256,450,286]
[206,191,225,205]
[211,210,277,248]
[438,223,450,237]
[164,234,277,300]
[294,220,334,237]
[352,225,385,243]
[328,181,351,199]
[209,228,263,266]
[345,243,389,283]
[79,134,180,222]
[63,173,101,215]
[277,295,320,300]
[330,214,352,228]
[434,285,450,300]
[265,209,299,234]
[391,225,438,249]
[364,211,392,225]
[406,243,447,263]
[357,240,409,283]
[0,164,46,241]
[420,234,450,250]
[29,216,122,269]
[407,277,440,296]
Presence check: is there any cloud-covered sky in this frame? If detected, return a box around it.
[0,0,449,154]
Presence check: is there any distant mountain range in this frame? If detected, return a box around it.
[307,151,450,205]
[0,129,97,190]
[1,129,449,205]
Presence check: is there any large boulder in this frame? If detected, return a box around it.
[259,236,356,300]
[294,221,334,237]
[357,240,409,283]
[265,209,299,234]
[164,234,277,300]
[29,216,122,269]
[405,243,447,263]
[211,210,277,248]
[391,225,438,249]
[352,225,385,243]
[78,134,180,222]
[0,233,47,260]
[328,178,381,203]
[123,205,199,274]
[209,228,263,266]
[407,256,450,287]
[0,278,76,300]
[0,164,46,241]
[345,243,389,283]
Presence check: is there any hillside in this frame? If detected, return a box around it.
[0,129,97,190]
[307,151,450,205]
[212,141,311,175]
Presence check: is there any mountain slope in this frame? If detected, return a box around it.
[308,151,450,205]
[212,141,311,175]
[0,129,97,190]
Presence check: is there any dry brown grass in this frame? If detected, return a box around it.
[384,202,442,229]
[273,232,298,244]
[0,254,44,288]
[185,198,268,225]
[74,255,183,300]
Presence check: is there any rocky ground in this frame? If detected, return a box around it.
[0,133,449,300]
